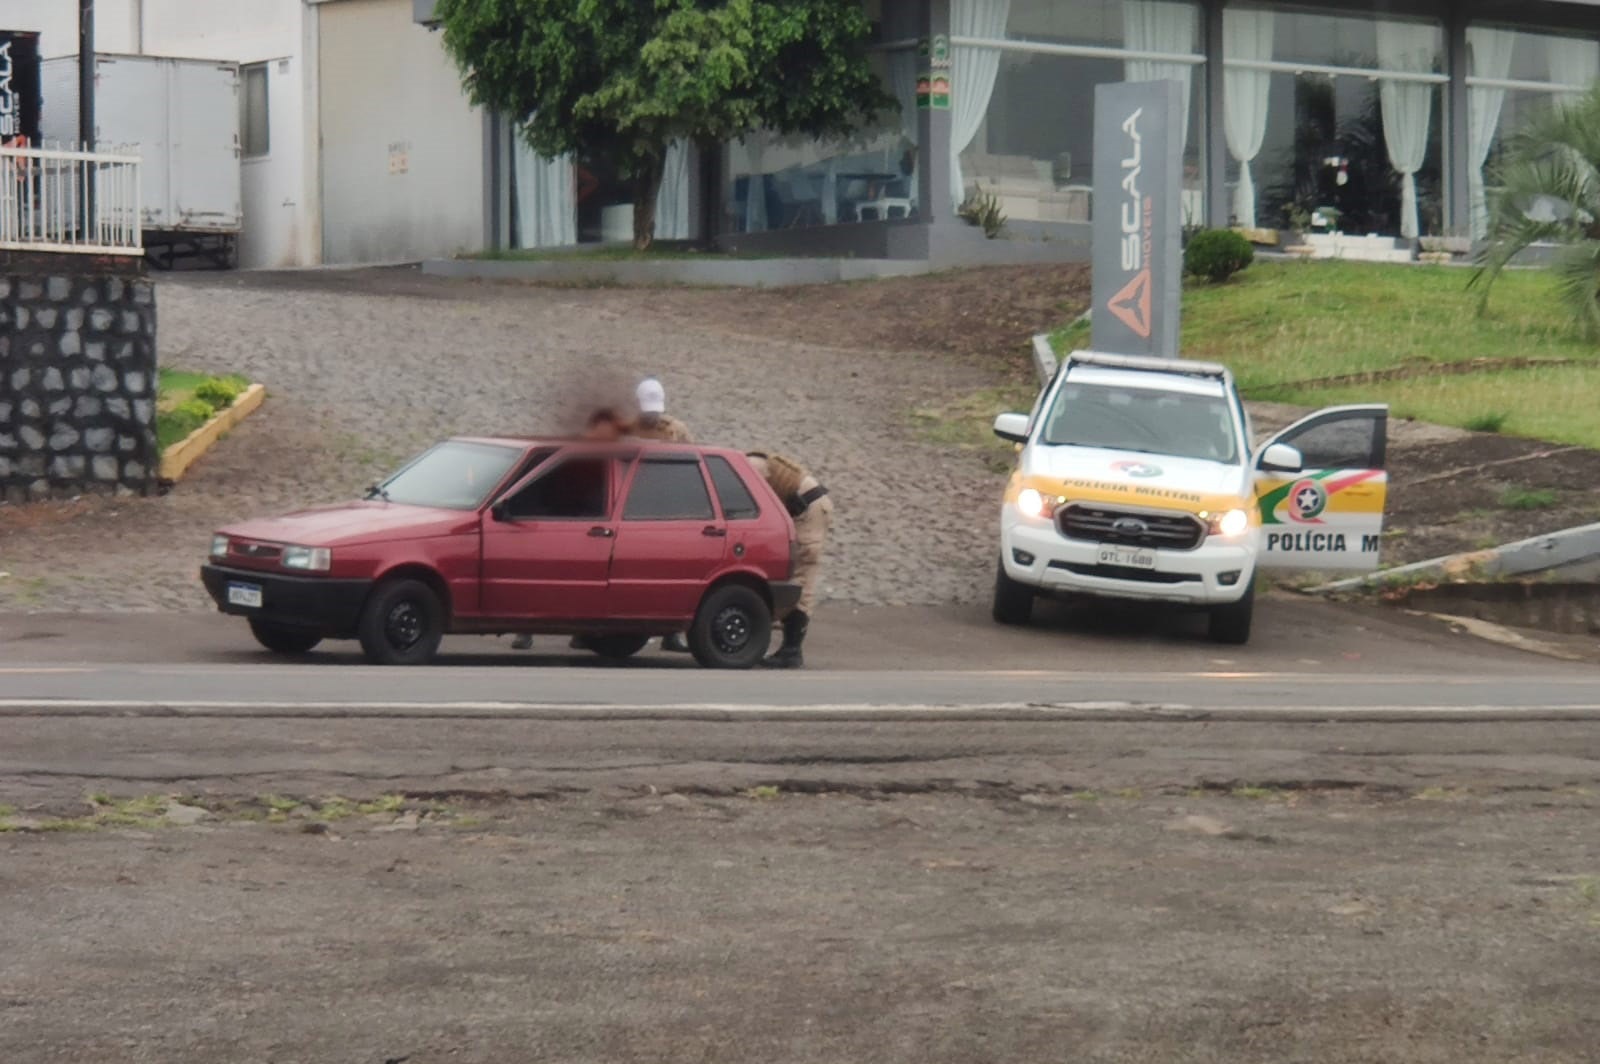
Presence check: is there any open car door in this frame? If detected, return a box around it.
[1254,405,1389,572]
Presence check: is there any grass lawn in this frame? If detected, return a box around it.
[1050,260,1600,448]
[156,369,250,450]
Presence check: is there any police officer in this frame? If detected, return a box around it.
[631,378,692,443]
[629,379,697,654]
[746,452,831,669]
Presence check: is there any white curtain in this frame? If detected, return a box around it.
[654,140,691,240]
[1467,27,1517,240]
[739,139,768,232]
[1123,0,1196,150]
[1377,22,1437,240]
[1222,8,1273,228]
[949,0,1011,210]
[1548,37,1600,102]
[512,137,576,248]
[889,47,920,208]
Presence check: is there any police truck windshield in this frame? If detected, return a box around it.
[1041,382,1239,464]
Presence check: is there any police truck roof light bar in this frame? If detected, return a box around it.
[1064,350,1232,382]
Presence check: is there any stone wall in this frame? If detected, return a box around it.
[0,266,159,503]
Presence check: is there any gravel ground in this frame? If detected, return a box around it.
[0,270,999,612]
[3,781,1598,1064]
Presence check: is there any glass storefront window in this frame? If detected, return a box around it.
[724,50,914,234]
[1226,7,1443,239]
[1468,26,1600,236]
[954,0,1204,227]
[1005,0,1194,51]
[957,49,1206,227]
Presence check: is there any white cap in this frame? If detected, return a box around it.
[636,377,666,415]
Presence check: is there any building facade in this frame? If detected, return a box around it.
[4,1,1596,267]
[435,0,1600,265]
[0,0,488,268]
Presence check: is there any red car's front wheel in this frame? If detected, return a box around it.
[358,578,444,666]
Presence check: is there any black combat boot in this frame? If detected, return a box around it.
[762,610,808,669]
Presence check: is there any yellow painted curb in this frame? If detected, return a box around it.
[159,382,267,482]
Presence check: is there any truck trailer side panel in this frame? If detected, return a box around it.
[40,53,241,234]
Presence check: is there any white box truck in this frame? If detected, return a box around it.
[41,53,241,267]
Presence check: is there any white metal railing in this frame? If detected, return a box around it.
[0,144,144,256]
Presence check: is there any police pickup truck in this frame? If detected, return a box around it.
[992,350,1388,644]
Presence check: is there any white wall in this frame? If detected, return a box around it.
[317,0,485,264]
[0,0,316,267]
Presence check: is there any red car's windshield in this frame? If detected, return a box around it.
[372,441,523,510]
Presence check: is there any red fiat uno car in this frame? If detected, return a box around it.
[200,438,801,667]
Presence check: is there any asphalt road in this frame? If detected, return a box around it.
[1,598,1594,716]
[5,598,1599,1064]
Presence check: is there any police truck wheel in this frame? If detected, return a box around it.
[248,619,322,655]
[688,585,771,670]
[357,579,445,666]
[1208,584,1255,645]
[586,635,650,662]
[992,560,1035,626]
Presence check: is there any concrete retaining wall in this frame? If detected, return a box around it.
[0,267,159,501]
[1396,582,1600,637]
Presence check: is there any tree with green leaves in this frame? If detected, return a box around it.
[1472,86,1600,339]
[435,0,891,250]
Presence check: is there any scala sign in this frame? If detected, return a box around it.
[1090,79,1183,359]
[0,30,42,146]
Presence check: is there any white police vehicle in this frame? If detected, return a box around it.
[993,350,1389,644]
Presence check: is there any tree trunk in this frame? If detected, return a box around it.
[632,151,665,252]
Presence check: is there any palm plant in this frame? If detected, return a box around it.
[1472,86,1600,339]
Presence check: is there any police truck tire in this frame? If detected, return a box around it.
[689,584,771,670]
[1208,584,1255,645]
[586,634,650,661]
[992,560,1035,626]
[357,578,445,666]
[248,619,322,655]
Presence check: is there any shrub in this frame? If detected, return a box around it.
[194,376,246,412]
[1465,411,1510,434]
[1184,229,1255,283]
[157,398,217,449]
[958,189,1006,239]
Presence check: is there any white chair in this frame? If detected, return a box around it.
[856,197,913,221]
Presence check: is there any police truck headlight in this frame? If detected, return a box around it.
[1016,488,1064,521]
[1208,509,1250,538]
[281,546,333,572]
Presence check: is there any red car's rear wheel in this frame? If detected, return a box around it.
[688,584,771,670]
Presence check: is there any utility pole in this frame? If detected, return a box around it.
[80,0,95,233]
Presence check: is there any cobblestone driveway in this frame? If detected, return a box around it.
[0,270,1000,612]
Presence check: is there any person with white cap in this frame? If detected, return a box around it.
[630,376,695,654]
[631,377,693,443]
[514,381,695,654]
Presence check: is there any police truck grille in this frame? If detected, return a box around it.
[1058,505,1204,551]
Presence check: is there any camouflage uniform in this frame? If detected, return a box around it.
[631,413,694,443]
[747,452,832,668]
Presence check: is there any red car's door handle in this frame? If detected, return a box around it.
[588,526,614,538]
[702,526,728,538]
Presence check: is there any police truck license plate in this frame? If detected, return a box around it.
[1097,546,1156,570]
[227,582,263,608]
